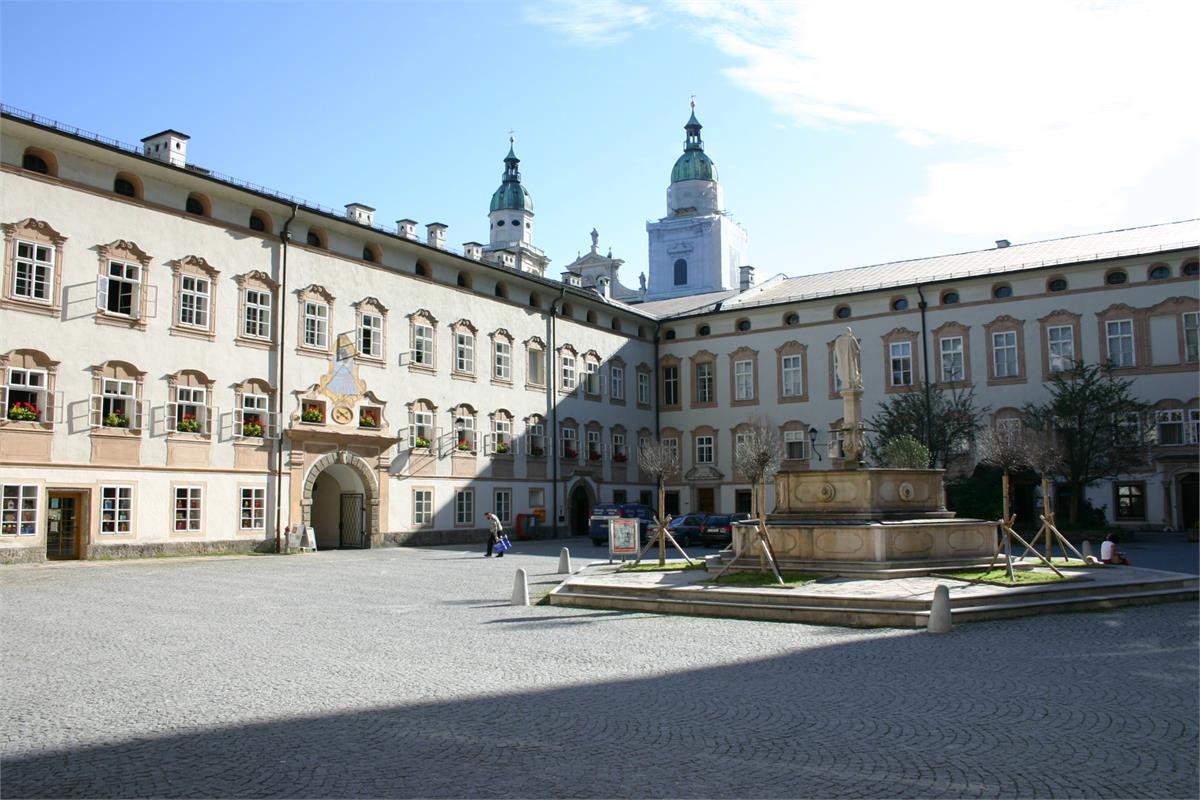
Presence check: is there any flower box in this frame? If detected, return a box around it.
[176,414,201,433]
[103,407,129,428]
[563,448,578,459]
[456,440,472,451]
[301,405,324,424]
[6,402,39,422]
[359,409,379,428]
[242,415,264,438]
[588,451,602,461]
[413,436,430,449]
[614,452,628,463]
[495,441,510,454]
[529,446,545,458]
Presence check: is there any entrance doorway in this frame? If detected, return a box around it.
[46,491,84,560]
[310,462,369,549]
[1180,473,1199,533]
[568,484,593,536]
[696,487,716,513]
[340,493,365,548]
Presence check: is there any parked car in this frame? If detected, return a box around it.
[699,513,752,546]
[589,503,657,546]
[666,514,708,547]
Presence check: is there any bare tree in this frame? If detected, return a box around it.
[734,420,781,521]
[637,438,680,522]
[976,425,1035,519]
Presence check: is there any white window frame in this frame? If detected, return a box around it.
[98,259,142,318]
[561,426,578,457]
[890,342,913,387]
[1105,319,1135,368]
[781,355,803,397]
[412,323,434,366]
[413,489,433,524]
[939,336,963,383]
[178,274,210,329]
[168,386,208,435]
[610,365,624,400]
[12,239,54,303]
[173,486,203,533]
[454,414,476,452]
[243,288,272,340]
[992,331,1018,378]
[92,378,140,430]
[240,487,266,530]
[527,421,545,456]
[586,429,602,460]
[359,312,384,359]
[695,435,714,464]
[561,354,577,391]
[1048,325,1074,373]
[1,484,39,536]
[234,392,278,439]
[637,372,650,405]
[663,437,679,464]
[493,418,512,454]
[585,361,600,395]
[304,300,329,349]
[1183,312,1198,363]
[526,347,545,385]
[697,362,714,403]
[784,430,809,460]
[1187,409,1200,445]
[663,365,679,406]
[734,360,754,400]
[409,410,434,449]
[99,485,133,535]
[455,332,475,374]
[4,367,48,422]
[455,489,474,526]
[494,340,512,380]
[493,489,512,524]
[1156,409,1185,446]
[612,432,626,460]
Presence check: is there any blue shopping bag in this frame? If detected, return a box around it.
[494,535,511,553]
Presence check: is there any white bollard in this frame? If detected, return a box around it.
[927,584,952,634]
[557,547,572,574]
[511,568,530,606]
[1081,540,1094,560]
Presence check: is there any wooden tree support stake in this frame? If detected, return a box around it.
[633,517,696,567]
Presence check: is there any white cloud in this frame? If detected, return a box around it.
[524,0,655,46]
[673,0,1200,236]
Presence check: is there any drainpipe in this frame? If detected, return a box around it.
[274,205,298,553]
[549,286,567,538]
[653,322,662,439]
[916,283,932,464]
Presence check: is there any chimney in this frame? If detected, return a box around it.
[995,239,1011,248]
[140,129,190,167]
[345,203,375,226]
[597,276,612,299]
[739,265,755,291]
[499,251,516,269]
[462,242,484,260]
[396,219,418,240]
[426,223,447,249]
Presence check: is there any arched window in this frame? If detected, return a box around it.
[784,313,799,326]
[664,329,676,340]
[891,297,909,311]
[305,230,323,248]
[736,319,751,332]
[992,283,1013,299]
[610,318,621,332]
[529,292,541,308]
[637,325,648,338]
[248,212,269,232]
[673,258,687,286]
[697,324,711,336]
[113,174,140,199]
[21,148,55,176]
[1184,259,1199,277]
[1148,264,1170,280]
[494,282,508,299]
[834,305,851,319]
[1105,270,1127,285]
[456,272,472,289]
[586,310,597,324]
[362,244,379,263]
[941,291,959,305]
[185,193,209,217]
[415,261,429,277]
[1047,277,1068,292]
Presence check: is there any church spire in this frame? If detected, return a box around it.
[685,98,703,150]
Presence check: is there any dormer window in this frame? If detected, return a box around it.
[248,213,267,232]
[185,193,209,217]
[113,176,138,198]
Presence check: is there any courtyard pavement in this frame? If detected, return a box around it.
[1,535,1197,799]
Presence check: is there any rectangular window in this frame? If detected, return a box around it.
[494,340,511,380]
[585,362,600,395]
[412,324,434,366]
[637,372,650,405]
[102,260,141,317]
[243,289,272,339]
[240,488,266,530]
[734,360,754,400]
[179,275,210,328]
[561,354,576,390]
[889,342,913,386]
[992,331,1018,378]
[304,301,329,349]
[455,489,474,525]
[1,484,38,536]
[695,435,714,464]
[663,365,679,406]
[610,365,625,400]
[784,430,809,460]
[494,489,512,524]
[1048,325,1074,372]
[1157,410,1185,445]
[410,410,434,448]
[236,392,269,438]
[359,313,383,358]
[5,367,47,422]
[1115,482,1145,520]
[100,485,133,535]
[530,487,546,509]
[173,486,202,532]
[527,348,544,385]
[494,418,512,452]
[454,416,475,451]
[612,432,626,460]
[939,337,963,382]
[1184,312,1198,363]
[413,489,433,524]
[1106,319,1135,368]
[561,427,578,457]
[173,386,206,433]
[98,378,137,429]
[663,437,679,464]
[781,355,803,397]
[527,422,545,456]
[455,332,475,373]
[697,362,714,404]
[587,429,601,460]
[734,432,749,464]
[12,240,53,302]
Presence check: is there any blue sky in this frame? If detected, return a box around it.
[2,1,1195,289]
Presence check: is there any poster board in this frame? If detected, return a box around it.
[609,518,639,556]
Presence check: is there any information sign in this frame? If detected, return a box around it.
[609,518,639,556]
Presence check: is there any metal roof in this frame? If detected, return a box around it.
[634,289,741,318]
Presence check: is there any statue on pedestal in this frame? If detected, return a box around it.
[834,328,864,466]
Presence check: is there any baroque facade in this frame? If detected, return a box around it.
[1,105,1197,563]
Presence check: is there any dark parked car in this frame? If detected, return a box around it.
[589,503,657,546]
[666,514,708,547]
[699,513,752,546]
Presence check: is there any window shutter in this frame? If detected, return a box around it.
[130,401,145,431]
[233,408,244,437]
[50,390,64,424]
[95,275,109,311]
[204,406,214,436]
[267,411,281,440]
[89,394,103,427]
[165,402,178,433]
[0,385,6,419]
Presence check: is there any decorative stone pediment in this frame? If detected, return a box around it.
[171,255,220,278]
[3,218,67,245]
[353,296,388,313]
[235,270,277,289]
[298,284,334,303]
[684,465,724,481]
[408,308,438,324]
[99,239,152,265]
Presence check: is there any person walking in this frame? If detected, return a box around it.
[484,511,505,557]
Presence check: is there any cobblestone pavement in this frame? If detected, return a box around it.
[2,537,1196,799]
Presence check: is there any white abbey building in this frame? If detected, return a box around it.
[1,104,1197,563]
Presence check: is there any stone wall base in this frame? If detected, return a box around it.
[0,547,45,565]
[86,540,267,560]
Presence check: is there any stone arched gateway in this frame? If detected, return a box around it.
[565,476,597,538]
[301,450,381,548]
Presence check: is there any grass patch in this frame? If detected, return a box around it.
[710,571,820,588]
[618,560,707,573]
[939,568,1077,586]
